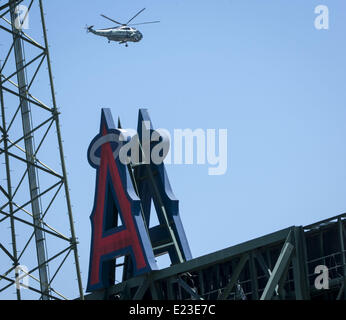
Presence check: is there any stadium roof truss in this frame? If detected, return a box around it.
[85,213,346,300]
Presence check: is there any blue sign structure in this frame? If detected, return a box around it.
[86,108,191,292]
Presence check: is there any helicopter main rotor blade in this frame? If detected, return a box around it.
[98,27,119,31]
[100,14,123,25]
[126,8,146,25]
[128,21,160,26]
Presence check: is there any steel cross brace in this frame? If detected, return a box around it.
[260,231,294,300]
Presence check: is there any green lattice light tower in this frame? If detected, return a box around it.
[0,0,83,300]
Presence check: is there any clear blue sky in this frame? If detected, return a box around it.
[3,0,346,298]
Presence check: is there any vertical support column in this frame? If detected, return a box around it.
[338,218,346,299]
[292,227,310,300]
[198,270,205,298]
[0,62,20,300]
[38,0,84,300]
[9,0,50,300]
[249,252,259,299]
[150,281,161,300]
[167,277,175,300]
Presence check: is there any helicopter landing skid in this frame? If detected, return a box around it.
[119,41,128,47]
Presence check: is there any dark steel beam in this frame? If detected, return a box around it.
[338,218,346,299]
[177,276,203,300]
[249,252,259,299]
[84,227,293,300]
[292,227,310,299]
[133,276,151,300]
[260,242,294,300]
[218,254,249,300]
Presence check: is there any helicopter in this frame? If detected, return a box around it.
[86,8,159,47]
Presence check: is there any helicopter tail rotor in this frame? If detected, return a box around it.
[85,25,94,33]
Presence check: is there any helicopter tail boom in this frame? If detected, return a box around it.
[86,25,94,33]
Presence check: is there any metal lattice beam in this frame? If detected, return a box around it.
[0,0,83,300]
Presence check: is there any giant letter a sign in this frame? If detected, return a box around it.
[86,109,157,292]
